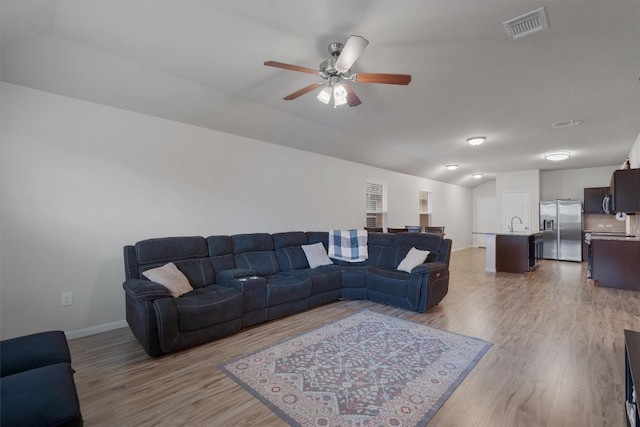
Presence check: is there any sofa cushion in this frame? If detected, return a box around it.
[207,235,236,272]
[272,231,308,249]
[174,286,243,332]
[232,233,274,254]
[302,242,333,269]
[276,246,309,271]
[0,331,71,378]
[363,232,395,267]
[142,262,194,297]
[136,236,208,264]
[306,231,328,247]
[265,273,312,306]
[304,265,343,294]
[236,251,280,276]
[0,363,83,427]
[366,267,412,297]
[393,232,442,250]
[397,247,430,273]
[392,232,442,263]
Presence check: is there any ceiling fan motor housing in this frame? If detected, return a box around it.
[319,58,339,78]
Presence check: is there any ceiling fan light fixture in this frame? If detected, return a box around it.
[333,83,348,107]
[544,151,571,162]
[446,164,459,170]
[317,86,332,104]
[467,136,486,146]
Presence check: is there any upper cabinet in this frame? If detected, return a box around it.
[584,187,609,214]
[611,168,640,213]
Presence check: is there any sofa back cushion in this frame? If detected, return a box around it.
[273,232,309,271]
[206,235,236,272]
[232,233,280,276]
[133,236,214,288]
[390,233,444,267]
[306,231,328,248]
[362,232,395,267]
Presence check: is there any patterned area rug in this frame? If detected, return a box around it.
[221,310,491,426]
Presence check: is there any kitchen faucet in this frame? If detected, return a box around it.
[509,216,523,232]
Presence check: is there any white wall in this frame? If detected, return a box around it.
[0,83,473,339]
[540,166,617,201]
[629,133,640,168]
[471,180,497,246]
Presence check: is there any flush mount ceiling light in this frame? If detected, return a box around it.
[544,151,571,162]
[446,164,458,170]
[472,173,483,179]
[467,136,486,146]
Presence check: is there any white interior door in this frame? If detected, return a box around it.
[504,191,530,232]
[475,197,496,247]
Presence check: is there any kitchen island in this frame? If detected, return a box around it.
[475,232,543,274]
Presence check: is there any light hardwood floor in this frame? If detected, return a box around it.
[68,248,640,426]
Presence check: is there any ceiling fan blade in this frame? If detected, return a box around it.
[283,83,324,100]
[335,35,369,72]
[344,85,362,107]
[264,61,318,75]
[354,73,412,85]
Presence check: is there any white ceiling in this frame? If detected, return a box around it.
[1,0,639,187]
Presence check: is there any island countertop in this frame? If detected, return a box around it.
[473,231,542,237]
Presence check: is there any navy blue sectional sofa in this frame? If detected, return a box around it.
[123,231,451,357]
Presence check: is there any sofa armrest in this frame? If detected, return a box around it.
[123,279,170,301]
[412,262,449,312]
[216,268,257,285]
[409,261,448,275]
[221,275,266,314]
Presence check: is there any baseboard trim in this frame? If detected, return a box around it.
[452,245,472,252]
[65,320,128,340]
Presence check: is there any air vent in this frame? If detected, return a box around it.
[552,120,582,129]
[503,7,549,40]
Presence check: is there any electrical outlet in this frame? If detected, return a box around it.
[61,292,72,306]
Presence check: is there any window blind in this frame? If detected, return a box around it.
[366,182,385,228]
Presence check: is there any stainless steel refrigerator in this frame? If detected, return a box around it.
[540,199,582,261]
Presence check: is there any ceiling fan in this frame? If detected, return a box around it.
[264,35,411,107]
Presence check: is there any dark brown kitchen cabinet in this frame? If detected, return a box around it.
[584,187,609,214]
[591,239,640,291]
[495,233,542,274]
[611,168,640,213]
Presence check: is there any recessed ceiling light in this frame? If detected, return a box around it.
[472,173,483,179]
[544,151,571,162]
[467,136,486,146]
[446,164,458,170]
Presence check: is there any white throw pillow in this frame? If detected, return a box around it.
[397,247,430,273]
[142,262,193,297]
[302,242,333,269]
